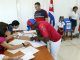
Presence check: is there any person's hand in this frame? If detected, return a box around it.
[23,42,31,47]
[30,37,39,41]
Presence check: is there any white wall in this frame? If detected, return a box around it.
[0,0,79,30]
[0,0,18,24]
[17,0,78,30]
[17,0,49,30]
[54,0,78,22]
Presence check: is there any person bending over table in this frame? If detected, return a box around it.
[27,19,62,60]
[0,23,31,54]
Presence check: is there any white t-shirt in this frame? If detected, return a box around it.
[57,22,65,28]
[0,54,5,60]
[70,11,79,20]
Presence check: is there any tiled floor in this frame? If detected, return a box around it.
[58,37,80,60]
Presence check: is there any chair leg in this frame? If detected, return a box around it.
[63,32,65,41]
[71,31,73,40]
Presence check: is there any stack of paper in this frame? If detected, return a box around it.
[23,30,36,34]
[22,54,35,60]
[9,39,26,45]
[9,39,46,48]
[23,33,37,37]
[21,46,39,55]
[7,47,25,54]
[16,32,37,37]
[21,46,39,60]
[8,39,39,60]
[7,46,39,60]
[27,41,46,48]
[17,33,23,36]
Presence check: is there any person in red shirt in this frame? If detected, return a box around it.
[27,19,62,60]
[34,2,48,22]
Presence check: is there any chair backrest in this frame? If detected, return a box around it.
[64,18,72,32]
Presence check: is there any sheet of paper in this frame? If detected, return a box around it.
[9,39,26,45]
[17,33,23,36]
[7,46,38,60]
[21,46,39,55]
[7,46,39,55]
[23,30,36,34]
[7,47,25,54]
[27,41,46,48]
[21,54,35,60]
[23,34,37,37]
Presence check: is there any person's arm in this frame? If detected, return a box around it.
[1,41,23,50]
[44,10,48,22]
[38,24,49,43]
[1,41,31,50]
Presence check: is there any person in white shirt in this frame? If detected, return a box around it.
[70,6,80,37]
[57,16,65,36]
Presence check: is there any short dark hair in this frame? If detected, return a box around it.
[59,16,64,19]
[12,20,20,26]
[35,2,40,6]
[0,22,8,37]
[73,6,78,10]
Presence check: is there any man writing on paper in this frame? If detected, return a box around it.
[27,19,61,60]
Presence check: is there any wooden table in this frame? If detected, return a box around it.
[4,36,54,60]
[4,46,54,60]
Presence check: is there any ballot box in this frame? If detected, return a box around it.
[63,18,73,40]
[64,18,72,32]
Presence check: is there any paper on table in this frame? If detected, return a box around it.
[21,46,39,55]
[17,33,23,36]
[7,46,38,60]
[27,41,46,48]
[9,39,26,45]
[21,54,35,60]
[23,34,37,37]
[7,46,39,55]
[23,30,36,34]
[7,47,25,54]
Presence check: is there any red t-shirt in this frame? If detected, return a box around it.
[0,37,5,54]
[37,21,61,42]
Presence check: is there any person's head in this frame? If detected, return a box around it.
[35,2,41,11]
[27,19,37,30]
[11,20,20,29]
[59,16,64,22]
[72,6,78,12]
[0,22,8,37]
